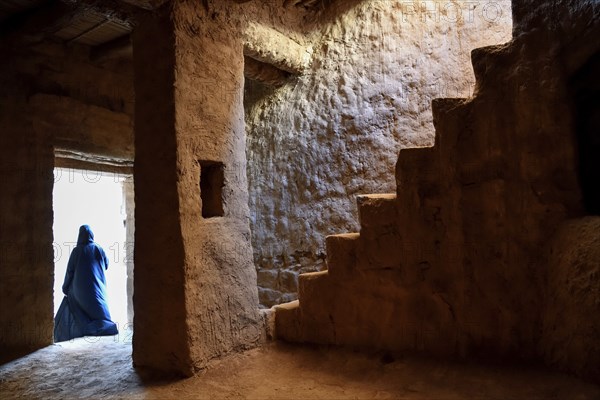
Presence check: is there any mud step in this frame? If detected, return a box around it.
[431,97,472,158]
[273,300,301,341]
[470,44,511,94]
[326,232,359,277]
[297,270,332,314]
[357,194,397,231]
[397,146,437,188]
[431,98,471,134]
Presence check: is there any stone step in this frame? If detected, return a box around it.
[357,194,397,231]
[326,232,359,277]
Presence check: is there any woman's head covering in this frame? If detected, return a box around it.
[77,225,94,245]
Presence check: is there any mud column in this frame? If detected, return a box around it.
[132,1,260,376]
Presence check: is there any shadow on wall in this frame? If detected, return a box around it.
[570,51,600,215]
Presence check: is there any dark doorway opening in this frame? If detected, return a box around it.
[570,51,600,215]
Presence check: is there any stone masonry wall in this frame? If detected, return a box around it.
[245,0,513,307]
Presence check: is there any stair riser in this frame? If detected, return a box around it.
[357,231,403,270]
[357,195,398,232]
[298,271,332,315]
[326,234,358,277]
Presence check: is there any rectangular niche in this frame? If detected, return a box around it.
[199,160,225,218]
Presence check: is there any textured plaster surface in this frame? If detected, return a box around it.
[173,0,262,371]
[132,0,269,375]
[245,0,513,306]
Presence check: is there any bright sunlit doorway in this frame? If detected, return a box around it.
[52,167,133,341]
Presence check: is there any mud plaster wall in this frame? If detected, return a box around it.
[244,0,513,307]
[275,0,599,383]
[0,35,133,352]
[541,217,600,382]
[132,11,190,374]
[6,40,134,163]
[0,93,54,353]
[133,0,290,375]
[174,0,263,371]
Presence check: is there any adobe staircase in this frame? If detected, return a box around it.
[274,43,518,356]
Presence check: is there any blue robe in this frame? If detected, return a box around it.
[54,225,118,342]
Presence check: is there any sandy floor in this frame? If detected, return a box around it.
[1,336,599,400]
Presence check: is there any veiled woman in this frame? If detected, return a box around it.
[54,225,118,342]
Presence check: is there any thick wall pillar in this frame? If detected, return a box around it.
[132,1,260,376]
[175,1,262,367]
[132,10,191,374]
[0,99,54,356]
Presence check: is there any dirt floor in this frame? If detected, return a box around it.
[1,335,599,399]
